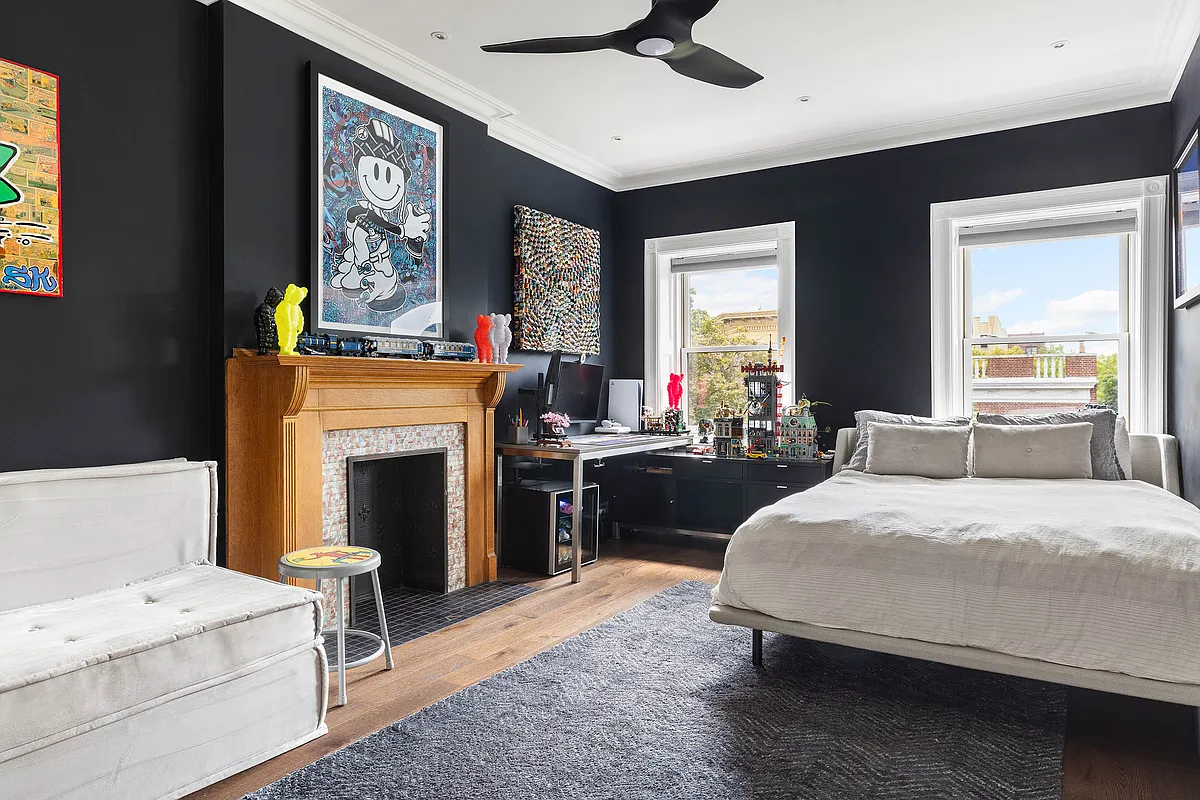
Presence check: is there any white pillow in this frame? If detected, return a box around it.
[846,410,972,471]
[864,422,970,478]
[972,422,1094,479]
[1115,417,1133,480]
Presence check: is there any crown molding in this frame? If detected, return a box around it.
[204,0,1198,194]
[615,84,1169,191]
[216,0,622,188]
[1160,0,1200,98]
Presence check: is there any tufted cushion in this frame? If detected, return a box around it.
[845,410,971,471]
[972,422,1095,479]
[864,422,971,478]
[0,563,322,761]
[976,408,1124,480]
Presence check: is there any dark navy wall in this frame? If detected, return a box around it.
[614,106,1173,437]
[0,0,209,472]
[1171,36,1200,503]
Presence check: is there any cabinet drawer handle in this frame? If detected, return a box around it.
[701,459,714,464]
[777,485,790,489]
[777,464,788,468]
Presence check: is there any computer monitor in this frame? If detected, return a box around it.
[553,359,605,423]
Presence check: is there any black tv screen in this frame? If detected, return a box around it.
[554,360,604,423]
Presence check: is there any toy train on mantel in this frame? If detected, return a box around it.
[293,333,477,362]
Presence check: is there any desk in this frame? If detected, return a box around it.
[496,434,692,583]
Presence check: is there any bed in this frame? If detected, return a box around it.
[709,426,1200,706]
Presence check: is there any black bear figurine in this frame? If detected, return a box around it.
[255,287,285,355]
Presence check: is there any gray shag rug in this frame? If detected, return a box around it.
[247,581,1066,799]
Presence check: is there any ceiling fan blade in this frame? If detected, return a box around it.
[661,42,763,88]
[647,0,722,25]
[481,34,615,55]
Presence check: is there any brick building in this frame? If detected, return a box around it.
[971,353,1099,415]
[714,311,777,345]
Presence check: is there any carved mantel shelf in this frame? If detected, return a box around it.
[225,351,522,587]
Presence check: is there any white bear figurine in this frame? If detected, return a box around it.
[489,313,513,365]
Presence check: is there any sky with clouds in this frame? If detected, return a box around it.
[684,241,1123,357]
[970,236,1120,354]
[689,267,778,317]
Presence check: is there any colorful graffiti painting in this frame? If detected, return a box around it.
[311,70,442,337]
[0,57,60,298]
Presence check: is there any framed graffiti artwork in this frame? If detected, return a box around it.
[0,57,61,298]
[311,68,443,337]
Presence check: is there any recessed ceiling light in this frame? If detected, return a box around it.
[611,135,623,141]
[1050,40,1069,50]
[430,31,451,42]
[796,96,812,103]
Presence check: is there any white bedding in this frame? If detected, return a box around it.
[713,471,1200,685]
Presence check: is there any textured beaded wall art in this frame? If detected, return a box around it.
[512,205,600,354]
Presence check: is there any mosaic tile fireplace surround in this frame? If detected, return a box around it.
[321,424,466,622]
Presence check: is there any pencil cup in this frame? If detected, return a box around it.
[509,426,531,444]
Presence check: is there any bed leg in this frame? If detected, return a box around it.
[752,629,763,668]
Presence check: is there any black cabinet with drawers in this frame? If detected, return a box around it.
[604,451,834,537]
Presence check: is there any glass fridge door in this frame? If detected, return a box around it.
[555,487,598,571]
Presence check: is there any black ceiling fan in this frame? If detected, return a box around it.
[480,0,763,90]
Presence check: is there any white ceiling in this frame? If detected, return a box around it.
[235,0,1200,190]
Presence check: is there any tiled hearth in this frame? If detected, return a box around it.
[320,424,467,621]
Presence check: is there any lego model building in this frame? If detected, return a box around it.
[778,399,819,460]
[713,405,745,458]
[742,345,785,457]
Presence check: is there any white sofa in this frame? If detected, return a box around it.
[0,460,328,800]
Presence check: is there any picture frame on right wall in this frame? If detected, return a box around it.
[1173,130,1200,309]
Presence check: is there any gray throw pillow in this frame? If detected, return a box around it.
[846,410,972,471]
[864,422,971,478]
[975,408,1124,480]
[972,422,1094,479]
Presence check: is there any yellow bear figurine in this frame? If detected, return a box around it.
[274,284,308,356]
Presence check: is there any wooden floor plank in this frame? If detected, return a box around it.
[187,535,1200,800]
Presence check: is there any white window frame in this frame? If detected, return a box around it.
[931,178,1168,433]
[644,222,796,418]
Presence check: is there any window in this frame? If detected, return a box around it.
[644,224,796,419]
[932,179,1167,432]
[967,235,1126,417]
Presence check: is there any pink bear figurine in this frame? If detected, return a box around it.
[667,373,683,410]
[474,315,493,363]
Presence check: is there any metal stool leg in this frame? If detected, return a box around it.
[371,568,394,670]
[335,577,348,707]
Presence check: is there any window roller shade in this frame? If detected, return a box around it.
[670,250,777,274]
[959,210,1136,248]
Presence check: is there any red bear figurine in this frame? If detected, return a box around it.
[667,373,683,410]
[474,314,493,364]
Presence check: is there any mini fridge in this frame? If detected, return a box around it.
[502,480,599,576]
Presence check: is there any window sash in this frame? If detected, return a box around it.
[680,269,780,351]
[959,231,1132,419]
[683,344,771,354]
[677,265,779,420]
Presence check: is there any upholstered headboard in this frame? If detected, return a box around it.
[831,427,1182,496]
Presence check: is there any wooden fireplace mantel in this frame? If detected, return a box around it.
[225,351,522,586]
